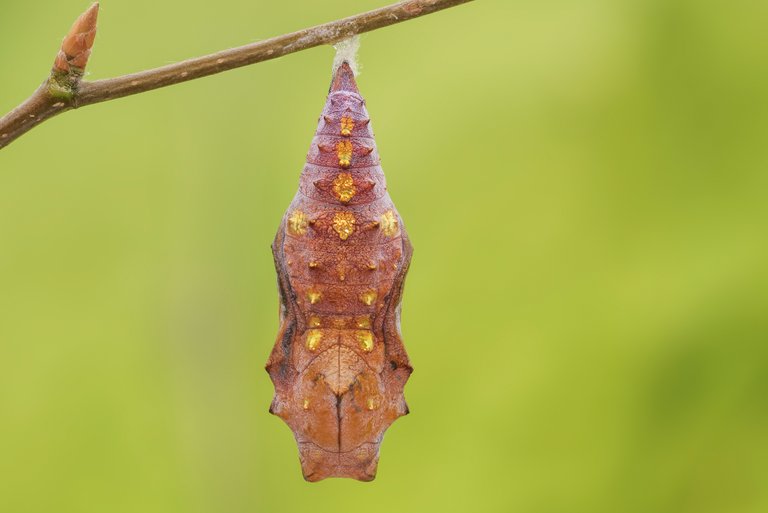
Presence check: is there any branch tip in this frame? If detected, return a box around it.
[53,3,100,75]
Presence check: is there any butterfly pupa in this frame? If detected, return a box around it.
[266,61,413,482]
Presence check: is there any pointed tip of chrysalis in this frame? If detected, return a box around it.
[53,2,100,75]
[330,61,359,95]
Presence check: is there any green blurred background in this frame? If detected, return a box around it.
[1,0,767,511]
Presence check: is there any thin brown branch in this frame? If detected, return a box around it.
[0,0,474,151]
[53,3,99,75]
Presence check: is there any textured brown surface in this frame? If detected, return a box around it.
[267,62,412,482]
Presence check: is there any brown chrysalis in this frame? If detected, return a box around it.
[266,61,413,481]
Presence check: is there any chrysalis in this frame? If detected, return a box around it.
[266,61,413,481]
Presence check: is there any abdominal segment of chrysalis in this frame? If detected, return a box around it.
[266,61,412,482]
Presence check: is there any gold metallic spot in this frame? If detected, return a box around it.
[355,316,371,329]
[305,329,322,351]
[332,173,356,203]
[308,316,321,328]
[379,210,399,237]
[366,397,379,410]
[360,289,377,306]
[337,140,353,168]
[303,398,310,410]
[308,261,319,268]
[307,290,321,304]
[340,115,355,136]
[332,212,356,240]
[287,210,309,235]
[366,261,377,270]
[355,330,374,352]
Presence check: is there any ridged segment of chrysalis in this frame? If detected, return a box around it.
[267,62,412,482]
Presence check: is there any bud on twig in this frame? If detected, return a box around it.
[53,3,99,76]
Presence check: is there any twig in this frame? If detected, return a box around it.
[0,0,474,151]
